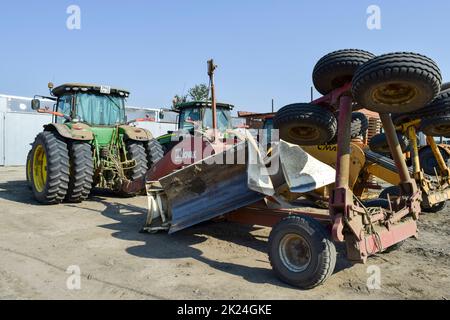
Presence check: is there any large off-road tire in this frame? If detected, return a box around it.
[26,149,33,190]
[120,141,148,197]
[369,132,409,154]
[441,82,450,91]
[352,52,442,113]
[145,138,164,168]
[419,146,450,176]
[268,215,336,289]
[30,131,70,204]
[65,142,94,203]
[312,49,375,95]
[274,103,337,146]
[423,201,447,213]
[421,115,450,137]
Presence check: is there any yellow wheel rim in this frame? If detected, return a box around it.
[372,82,417,105]
[26,155,32,182]
[33,145,47,192]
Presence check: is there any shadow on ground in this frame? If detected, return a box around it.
[82,196,353,289]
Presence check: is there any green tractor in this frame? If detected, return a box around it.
[27,83,164,204]
[157,101,234,153]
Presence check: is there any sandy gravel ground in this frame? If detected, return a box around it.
[0,167,448,300]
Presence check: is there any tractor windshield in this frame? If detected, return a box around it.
[76,93,126,126]
[203,108,232,131]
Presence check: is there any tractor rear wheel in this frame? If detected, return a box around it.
[66,142,94,203]
[369,133,409,154]
[312,49,375,95]
[145,138,164,168]
[268,215,336,289]
[274,103,337,146]
[30,131,70,204]
[352,52,442,113]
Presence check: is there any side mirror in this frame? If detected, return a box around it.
[159,111,165,120]
[31,99,40,111]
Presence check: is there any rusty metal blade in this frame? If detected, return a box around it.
[160,142,265,234]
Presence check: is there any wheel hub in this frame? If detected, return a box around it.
[33,145,47,193]
[279,233,312,273]
[288,126,320,143]
[372,83,418,105]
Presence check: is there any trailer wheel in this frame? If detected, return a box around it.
[421,115,450,137]
[423,201,448,213]
[369,133,409,154]
[30,131,70,204]
[419,146,450,176]
[313,49,375,95]
[65,142,94,203]
[145,138,164,168]
[441,82,450,91]
[353,52,442,113]
[268,215,336,289]
[274,104,337,146]
[26,149,33,190]
[379,186,401,200]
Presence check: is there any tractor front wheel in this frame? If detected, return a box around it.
[145,138,164,169]
[30,131,70,204]
[66,142,94,203]
[120,141,148,196]
[268,215,336,289]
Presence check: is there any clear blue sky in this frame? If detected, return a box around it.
[0,0,448,114]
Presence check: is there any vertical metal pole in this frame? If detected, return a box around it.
[208,59,217,141]
[335,96,353,189]
[271,99,274,113]
[379,113,411,184]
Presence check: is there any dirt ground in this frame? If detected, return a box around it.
[0,166,448,300]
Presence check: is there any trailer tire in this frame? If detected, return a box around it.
[274,103,337,146]
[441,82,450,91]
[421,115,450,137]
[268,215,336,289]
[353,52,442,113]
[351,112,369,139]
[369,133,409,154]
[423,201,447,213]
[30,131,70,204]
[379,186,401,200]
[65,142,94,203]
[145,138,164,168]
[313,49,375,95]
[419,146,450,176]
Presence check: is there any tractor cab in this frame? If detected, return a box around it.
[175,101,234,131]
[48,83,129,126]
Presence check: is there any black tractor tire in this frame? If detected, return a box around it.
[274,103,337,146]
[65,142,94,203]
[268,215,336,289]
[352,52,442,113]
[119,141,149,197]
[419,146,450,176]
[421,115,450,137]
[351,112,369,139]
[369,133,409,154]
[379,186,401,200]
[26,149,33,190]
[312,49,375,95]
[145,138,164,168]
[30,131,70,205]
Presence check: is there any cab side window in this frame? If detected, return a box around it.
[56,95,72,124]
